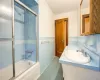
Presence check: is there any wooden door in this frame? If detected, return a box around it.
[55,19,68,57]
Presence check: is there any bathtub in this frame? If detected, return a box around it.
[0,60,40,80]
[15,60,36,76]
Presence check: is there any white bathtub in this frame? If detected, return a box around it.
[15,62,40,80]
[15,60,36,76]
[0,60,40,80]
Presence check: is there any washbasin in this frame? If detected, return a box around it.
[65,50,90,64]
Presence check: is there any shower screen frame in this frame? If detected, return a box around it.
[11,0,38,78]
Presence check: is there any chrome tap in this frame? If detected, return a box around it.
[77,49,88,57]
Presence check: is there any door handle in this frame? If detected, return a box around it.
[61,40,64,43]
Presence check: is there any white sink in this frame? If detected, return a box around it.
[65,50,90,64]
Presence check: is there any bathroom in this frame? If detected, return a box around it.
[0,0,100,80]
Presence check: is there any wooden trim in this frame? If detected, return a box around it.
[55,20,57,56]
[65,19,68,46]
[80,0,93,36]
[82,14,90,18]
[81,32,95,36]
[55,18,68,22]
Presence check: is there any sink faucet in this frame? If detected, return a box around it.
[77,49,88,57]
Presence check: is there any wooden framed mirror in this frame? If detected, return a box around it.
[80,0,100,36]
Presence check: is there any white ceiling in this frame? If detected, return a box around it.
[46,0,81,14]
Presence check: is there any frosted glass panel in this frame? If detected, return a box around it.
[0,0,12,38]
[0,41,13,80]
[0,0,13,80]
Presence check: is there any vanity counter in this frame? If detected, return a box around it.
[59,45,100,71]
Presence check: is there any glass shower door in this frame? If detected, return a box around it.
[0,0,13,80]
[0,0,38,79]
[14,1,37,76]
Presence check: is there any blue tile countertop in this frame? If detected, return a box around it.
[59,43,100,71]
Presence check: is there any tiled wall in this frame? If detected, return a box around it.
[68,37,78,50]
[15,4,25,62]
[14,2,37,63]
[24,6,37,62]
[78,34,100,56]
[39,0,55,74]
[78,35,100,71]
[39,37,55,73]
[68,35,100,70]
[0,41,12,69]
[69,34,100,56]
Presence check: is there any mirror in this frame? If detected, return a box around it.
[80,0,97,53]
[80,0,90,35]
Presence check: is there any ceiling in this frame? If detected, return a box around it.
[46,0,81,14]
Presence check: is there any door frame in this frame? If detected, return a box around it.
[55,18,68,57]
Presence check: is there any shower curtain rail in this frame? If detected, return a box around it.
[15,0,38,16]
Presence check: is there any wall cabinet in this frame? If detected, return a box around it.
[80,0,100,36]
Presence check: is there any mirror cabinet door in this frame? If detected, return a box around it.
[90,0,100,34]
[80,0,90,35]
[81,0,100,35]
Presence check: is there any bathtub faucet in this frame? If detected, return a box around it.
[25,50,34,59]
[21,50,34,60]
